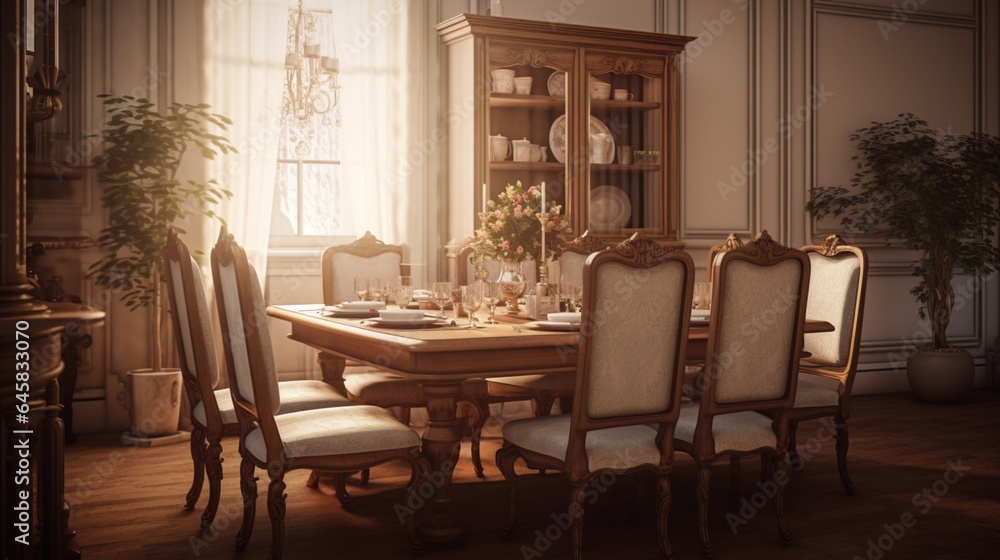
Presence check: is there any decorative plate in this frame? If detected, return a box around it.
[547,71,566,98]
[589,185,631,229]
[549,115,614,164]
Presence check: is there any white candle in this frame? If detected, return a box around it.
[481,183,487,214]
[540,181,546,265]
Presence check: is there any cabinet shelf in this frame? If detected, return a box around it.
[591,163,661,172]
[490,161,565,171]
[590,99,661,111]
[490,93,566,109]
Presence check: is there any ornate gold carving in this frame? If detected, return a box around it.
[613,232,679,265]
[337,231,396,257]
[560,231,609,256]
[732,230,793,263]
[819,234,845,257]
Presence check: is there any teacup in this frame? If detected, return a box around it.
[513,76,533,95]
[613,88,634,101]
[589,79,611,100]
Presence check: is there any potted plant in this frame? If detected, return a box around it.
[89,95,235,439]
[807,113,1000,403]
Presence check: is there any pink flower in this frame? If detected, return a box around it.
[501,240,510,251]
[516,245,524,255]
[513,205,523,219]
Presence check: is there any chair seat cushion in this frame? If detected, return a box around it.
[193,380,352,428]
[245,405,421,461]
[675,402,777,453]
[487,373,575,396]
[345,371,486,406]
[793,373,841,408]
[502,414,661,472]
[277,380,354,413]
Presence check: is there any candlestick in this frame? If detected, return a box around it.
[537,181,549,295]
[481,183,487,214]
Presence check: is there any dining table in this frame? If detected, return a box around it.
[266,304,834,544]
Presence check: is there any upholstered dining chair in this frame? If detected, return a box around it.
[496,233,695,560]
[458,232,609,477]
[785,234,868,493]
[683,232,743,400]
[320,232,486,482]
[673,230,810,556]
[211,228,426,559]
[163,229,354,531]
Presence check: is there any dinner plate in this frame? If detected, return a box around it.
[365,317,446,329]
[321,306,380,319]
[547,71,566,98]
[549,115,613,164]
[691,309,710,318]
[589,185,631,228]
[525,320,581,332]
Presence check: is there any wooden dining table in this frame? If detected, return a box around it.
[267,304,834,544]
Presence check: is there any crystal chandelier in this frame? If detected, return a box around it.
[282,0,340,156]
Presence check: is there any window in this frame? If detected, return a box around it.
[268,6,347,247]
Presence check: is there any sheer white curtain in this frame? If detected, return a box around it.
[200,0,291,275]
[334,0,441,286]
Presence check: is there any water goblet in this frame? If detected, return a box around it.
[394,284,413,308]
[461,284,484,328]
[483,281,502,324]
[431,281,453,318]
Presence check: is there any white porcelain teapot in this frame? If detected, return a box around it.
[512,137,532,162]
[489,134,510,161]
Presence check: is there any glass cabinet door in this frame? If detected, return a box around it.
[486,43,576,225]
[584,52,668,236]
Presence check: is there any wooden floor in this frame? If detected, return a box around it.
[65,390,1000,559]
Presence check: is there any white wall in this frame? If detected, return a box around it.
[35,0,998,433]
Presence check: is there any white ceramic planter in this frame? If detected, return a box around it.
[121,368,183,437]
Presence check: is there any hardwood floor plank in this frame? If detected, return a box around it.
[64,390,1000,559]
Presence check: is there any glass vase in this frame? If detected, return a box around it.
[498,260,527,314]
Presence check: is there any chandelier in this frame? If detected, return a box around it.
[282,0,341,156]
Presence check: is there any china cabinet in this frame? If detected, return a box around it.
[436,14,693,247]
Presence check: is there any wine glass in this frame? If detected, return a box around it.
[461,284,484,328]
[368,277,385,303]
[394,284,413,308]
[354,277,369,301]
[482,281,502,324]
[431,281,452,318]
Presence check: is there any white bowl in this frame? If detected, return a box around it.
[548,312,582,324]
[378,309,425,322]
[340,301,386,310]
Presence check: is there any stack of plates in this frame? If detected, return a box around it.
[322,301,385,318]
[526,312,582,331]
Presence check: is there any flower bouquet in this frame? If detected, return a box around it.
[473,181,572,263]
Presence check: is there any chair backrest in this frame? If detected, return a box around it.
[164,229,222,430]
[699,231,809,414]
[556,231,609,287]
[800,235,868,387]
[706,233,743,282]
[211,228,281,435]
[321,231,403,305]
[566,233,694,472]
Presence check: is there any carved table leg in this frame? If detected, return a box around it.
[317,352,347,397]
[416,382,468,544]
